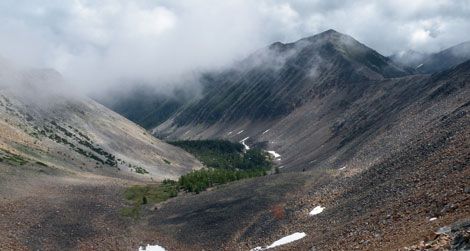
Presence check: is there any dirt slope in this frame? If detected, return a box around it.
[0,63,201,250]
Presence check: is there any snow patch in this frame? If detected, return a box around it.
[267,150,281,159]
[250,232,307,250]
[416,63,423,69]
[227,131,233,135]
[236,130,244,135]
[309,205,325,216]
[139,244,166,251]
[429,217,437,221]
[339,165,347,170]
[240,137,250,150]
[262,129,270,134]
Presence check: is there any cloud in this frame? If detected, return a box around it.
[0,0,469,95]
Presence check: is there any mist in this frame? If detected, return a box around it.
[0,0,470,96]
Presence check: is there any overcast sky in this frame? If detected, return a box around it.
[1,0,469,94]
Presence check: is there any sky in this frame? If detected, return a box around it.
[0,0,469,94]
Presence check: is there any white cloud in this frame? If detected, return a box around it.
[0,0,469,95]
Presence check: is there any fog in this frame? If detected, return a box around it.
[0,0,469,96]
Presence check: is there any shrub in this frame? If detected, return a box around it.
[35,161,48,167]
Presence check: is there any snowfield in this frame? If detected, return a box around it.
[240,137,250,150]
[138,244,166,251]
[309,205,325,216]
[267,150,281,159]
[250,232,307,250]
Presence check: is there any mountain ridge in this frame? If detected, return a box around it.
[0,61,201,180]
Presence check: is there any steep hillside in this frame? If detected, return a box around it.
[0,62,201,180]
[152,30,426,170]
[0,61,203,250]
[135,32,469,249]
[391,41,470,73]
[3,30,467,250]
[418,41,470,73]
[157,29,410,129]
[389,49,429,70]
[130,47,470,251]
[98,85,192,129]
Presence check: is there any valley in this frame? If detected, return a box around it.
[0,29,469,250]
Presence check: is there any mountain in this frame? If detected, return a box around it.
[390,41,470,73]
[97,84,193,130]
[418,41,470,73]
[0,60,204,250]
[0,62,201,180]
[389,49,429,69]
[159,29,411,129]
[139,33,469,250]
[138,31,469,249]
[3,30,468,250]
[151,30,423,169]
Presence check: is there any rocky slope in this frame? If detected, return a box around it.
[0,61,201,181]
[155,29,410,130]
[391,41,470,73]
[123,30,469,250]
[0,60,202,250]
[2,30,468,250]
[151,30,424,170]
[131,55,470,251]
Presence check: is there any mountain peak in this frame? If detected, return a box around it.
[305,29,347,41]
[320,29,340,35]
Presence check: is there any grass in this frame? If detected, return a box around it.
[121,140,273,218]
[121,180,178,219]
[122,168,269,218]
[163,159,171,165]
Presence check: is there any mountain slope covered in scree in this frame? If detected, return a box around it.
[135,30,470,250]
[0,62,202,250]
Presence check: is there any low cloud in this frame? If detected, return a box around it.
[0,0,469,96]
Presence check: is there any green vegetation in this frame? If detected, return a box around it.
[179,167,267,193]
[133,166,149,174]
[3,154,27,166]
[168,140,271,193]
[35,161,48,167]
[168,140,271,170]
[41,122,118,167]
[122,140,272,218]
[163,159,171,165]
[121,180,178,218]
